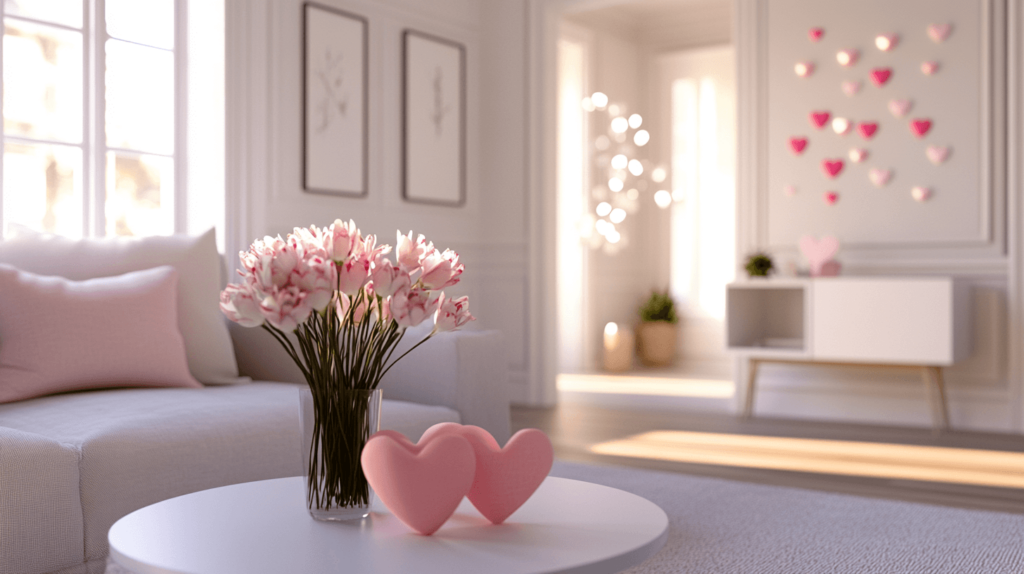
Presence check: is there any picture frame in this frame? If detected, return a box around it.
[401,30,466,206]
[302,2,368,197]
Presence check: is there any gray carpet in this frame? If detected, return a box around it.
[548,460,1024,574]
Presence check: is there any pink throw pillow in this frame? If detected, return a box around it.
[0,265,201,404]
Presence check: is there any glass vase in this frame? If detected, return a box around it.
[298,386,382,521]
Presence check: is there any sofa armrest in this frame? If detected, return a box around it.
[0,426,85,573]
[229,322,512,444]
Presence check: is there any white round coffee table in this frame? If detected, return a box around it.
[109,476,668,574]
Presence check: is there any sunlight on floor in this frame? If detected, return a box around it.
[557,373,735,399]
[591,430,1024,489]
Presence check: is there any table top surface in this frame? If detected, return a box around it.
[109,475,669,574]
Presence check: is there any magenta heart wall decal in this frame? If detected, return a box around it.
[795,62,814,77]
[841,81,862,97]
[809,111,831,129]
[824,191,839,205]
[789,137,808,154]
[888,99,912,118]
[928,23,952,43]
[821,158,844,178]
[869,68,892,86]
[911,186,932,202]
[910,119,932,138]
[857,122,878,140]
[926,145,950,165]
[875,34,898,51]
[848,148,868,163]
[921,61,939,75]
[809,27,824,42]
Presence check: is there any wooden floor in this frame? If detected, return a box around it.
[512,401,1024,514]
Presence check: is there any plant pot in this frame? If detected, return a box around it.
[299,386,382,521]
[636,321,677,367]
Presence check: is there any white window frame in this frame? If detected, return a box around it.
[0,0,187,238]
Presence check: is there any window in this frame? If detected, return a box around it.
[1,0,181,239]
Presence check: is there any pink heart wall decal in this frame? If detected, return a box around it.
[926,145,950,165]
[784,185,797,197]
[824,192,839,205]
[912,186,932,202]
[795,62,814,77]
[832,117,851,135]
[869,68,892,86]
[421,424,554,525]
[800,235,840,275]
[361,431,476,535]
[928,23,952,43]
[910,119,932,138]
[868,168,892,187]
[809,111,831,129]
[809,27,824,42]
[836,49,858,67]
[821,158,844,178]
[875,34,898,51]
[857,122,878,140]
[848,148,868,163]
[921,61,939,75]
[789,137,808,154]
[841,81,862,96]
[888,99,912,118]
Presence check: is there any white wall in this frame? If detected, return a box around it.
[225,0,534,402]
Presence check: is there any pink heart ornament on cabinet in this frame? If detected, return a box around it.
[795,62,814,77]
[857,122,878,140]
[868,168,892,187]
[849,148,868,163]
[926,145,950,165]
[921,61,939,75]
[360,430,476,535]
[928,23,952,43]
[911,186,932,202]
[910,119,932,138]
[888,99,912,118]
[421,424,554,525]
[808,27,824,42]
[809,111,831,129]
[836,49,858,67]
[875,34,898,51]
[823,192,839,205]
[841,81,862,96]
[832,117,851,135]
[821,158,844,179]
[789,137,808,155]
[869,68,892,86]
[799,235,840,276]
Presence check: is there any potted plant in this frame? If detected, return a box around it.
[744,252,774,278]
[636,290,678,367]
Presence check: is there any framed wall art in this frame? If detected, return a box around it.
[302,2,368,197]
[402,30,466,206]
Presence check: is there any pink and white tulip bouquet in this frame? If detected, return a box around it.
[219,220,473,514]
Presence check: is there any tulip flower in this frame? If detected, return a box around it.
[433,294,474,333]
[420,249,463,290]
[219,283,264,327]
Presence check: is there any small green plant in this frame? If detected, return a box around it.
[745,252,774,277]
[639,290,678,324]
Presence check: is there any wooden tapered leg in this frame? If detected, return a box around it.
[742,358,760,418]
[921,366,950,432]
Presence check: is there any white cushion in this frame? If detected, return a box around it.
[0,228,242,384]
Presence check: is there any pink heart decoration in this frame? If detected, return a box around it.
[832,117,851,135]
[784,185,797,197]
[420,424,554,525]
[848,148,868,163]
[875,34,898,51]
[800,235,840,275]
[836,49,858,67]
[868,168,892,187]
[823,192,839,206]
[888,99,912,118]
[795,62,814,77]
[926,145,950,165]
[857,122,878,140]
[789,137,808,155]
[841,80,862,97]
[910,119,932,138]
[809,111,831,129]
[869,68,892,86]
[809,27,824,42]
[911,186,932,202]
[921,61,939,75]
[821,158,844,179]
[928,23,952,43]
[360,430,476,535]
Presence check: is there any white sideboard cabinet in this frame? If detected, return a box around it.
[726,278,970,430]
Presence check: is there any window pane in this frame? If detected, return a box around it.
[3,18,83,143]
[105,151,173,236]
[105,0,173,50]
[5,0,83,29]
[3,142,82,238]
[105,39,173,154]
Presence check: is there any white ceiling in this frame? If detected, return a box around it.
[563,0,732,52]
